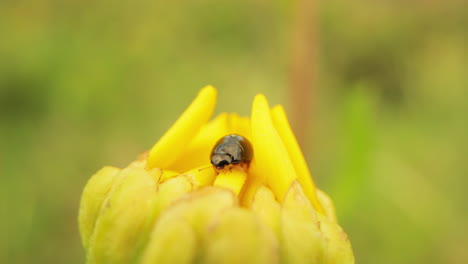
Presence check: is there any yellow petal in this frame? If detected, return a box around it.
[317,214,355,264]
[87,167,160,264]
[251,94,296,201]
[227,112,252,140]
[79,166,120,250]
[159,164,217,187]
[214,167,248,196]
[316,188,337,222]
[140,175,198,264]
[175,112,251,173]
[183,164,217,187]
[141,218,196,264]
[172,112,229,172]
[271,104,324,214]
[152,175,194,218]
[250,185,281,234]
[155,187,237,233]
[203,208,279,264]
[239,159,263,206]
[281,181,324,263]
[158,169,180,182]
[147,85,217,170]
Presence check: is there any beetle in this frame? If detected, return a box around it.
[210,134,253,171]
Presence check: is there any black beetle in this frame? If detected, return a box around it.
[210,134,253,171]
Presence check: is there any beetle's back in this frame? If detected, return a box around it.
[211,135,253,164]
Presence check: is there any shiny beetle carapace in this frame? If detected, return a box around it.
[210,134,253,171]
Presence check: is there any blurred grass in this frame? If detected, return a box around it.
[0,0,467,263]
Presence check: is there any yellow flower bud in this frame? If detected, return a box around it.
[79,86,354,263]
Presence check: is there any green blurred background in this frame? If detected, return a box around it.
[1,0,467,263]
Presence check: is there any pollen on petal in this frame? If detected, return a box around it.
[271,104,324,214]
[250,94,296,202]
[147,85,217,170]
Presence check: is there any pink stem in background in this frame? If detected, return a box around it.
[288,0,318,151]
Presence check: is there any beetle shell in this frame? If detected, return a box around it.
[210,134,253,170]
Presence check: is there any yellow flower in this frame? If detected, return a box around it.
[79,86,354,264]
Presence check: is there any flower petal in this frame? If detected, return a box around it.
[239,159,263,206]
[79,166,120,250]
[281,182,355,263]
[141,218,197,264]
[251,185,281,234]
[159,169,180,182]
[227,112,252,140]
[183,164,217,187]
[87,167,160,263]
[214,167,248,195]
[251,94,296,201]
[271,104,324,214]
[172,112,229,172]
[139,176,198,264]
[317,214,355,264]
[281,181,325,263]
[153,175,194,217]
[155,187,237,233]
[316,188,337,222]
[147,85,217,170]
[203,208,279,264]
